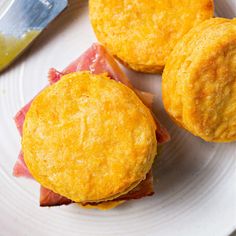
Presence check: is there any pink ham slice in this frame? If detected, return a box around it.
[40,186,72,207]
[49,44,131,87]
[13,151,32,178]
[14,102,31,136]
[13,43,170,206]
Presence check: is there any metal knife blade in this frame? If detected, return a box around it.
[0,0,68,73]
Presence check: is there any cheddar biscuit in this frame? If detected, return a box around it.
[22,72,157,203]
[89,0,213,73]
[163,18,236,142]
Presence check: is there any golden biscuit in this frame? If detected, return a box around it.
[163,18,236,142]
[89,0,213,73]
[22,72,157,203]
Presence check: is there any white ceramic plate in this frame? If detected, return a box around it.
[0,1,235,235]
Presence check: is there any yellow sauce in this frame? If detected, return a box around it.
[0,30,40,72]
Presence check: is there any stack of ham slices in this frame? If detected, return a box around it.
[13,43,170,207]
